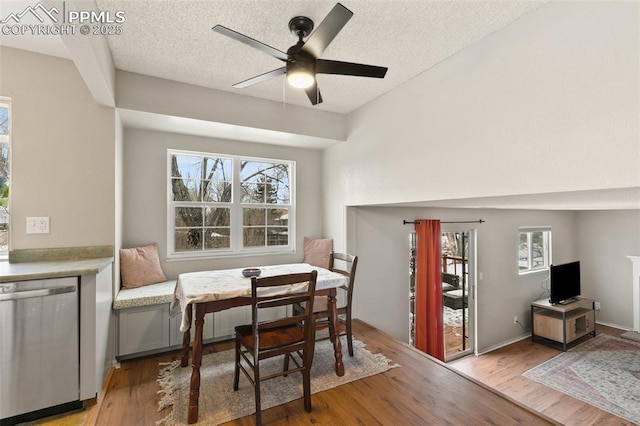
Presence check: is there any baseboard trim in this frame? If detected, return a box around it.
[476,333,531,356]
[595,320,632,331]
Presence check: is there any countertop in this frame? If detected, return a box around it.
[0,257,113,283]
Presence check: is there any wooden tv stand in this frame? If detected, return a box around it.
[531,297,596,351]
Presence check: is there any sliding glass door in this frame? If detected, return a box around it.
[442,230,475,361]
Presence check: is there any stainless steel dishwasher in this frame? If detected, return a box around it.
[0,277,80,423]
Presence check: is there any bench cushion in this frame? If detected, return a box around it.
[113,280,177,309]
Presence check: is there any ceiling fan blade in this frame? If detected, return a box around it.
[301,3,353,58]
[212,25,289,62]
[233,67,286,88]
[317,59,388,78]
[304,83,323,105]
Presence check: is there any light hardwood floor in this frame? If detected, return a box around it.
[449,323,632,426]
[88,320,551,425]
[36,321,629,425]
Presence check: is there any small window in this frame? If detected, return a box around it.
[0,99,10,259]
[518,227,551,274]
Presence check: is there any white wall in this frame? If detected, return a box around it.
[577,210,640,329]
[324,1,639,244]
[352,206,577,351]
[0,47,116,250]
[122,128,324,279]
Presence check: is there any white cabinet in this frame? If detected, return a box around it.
[214,306,249,339]
[117,304,214,358]
[118,304,288,358]
[118,305,171,356]
[169,307,214,346]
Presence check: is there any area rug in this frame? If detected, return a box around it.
[156,338,399,425]
[621,330,640,343]
[523,334,640,424]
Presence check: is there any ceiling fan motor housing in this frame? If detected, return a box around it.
[286,59,315,74]
[288,16,314,39]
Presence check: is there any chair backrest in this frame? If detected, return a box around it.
[328,252,358,307]
[250,271,318,355]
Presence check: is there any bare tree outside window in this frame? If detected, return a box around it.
[171,154,232,252]
[241,161,289,248]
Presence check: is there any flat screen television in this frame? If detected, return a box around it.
[549,261,581,305]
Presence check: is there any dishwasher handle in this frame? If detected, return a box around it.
[0,285,76,301]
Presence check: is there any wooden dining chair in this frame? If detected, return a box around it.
[233,271,318,426]
[296,252,359,356]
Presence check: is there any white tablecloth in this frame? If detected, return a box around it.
[170,263,348,332]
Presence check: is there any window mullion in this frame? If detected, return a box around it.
[527,232,533,270]
[527,232,533,271]
[231,157,243,251]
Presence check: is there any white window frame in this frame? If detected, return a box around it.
[167,149,295,260]
[518,226,552,275]
[0,98,11,260]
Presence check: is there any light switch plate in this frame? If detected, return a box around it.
[26,217,50,234]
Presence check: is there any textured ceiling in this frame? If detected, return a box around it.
[94,0,546,114]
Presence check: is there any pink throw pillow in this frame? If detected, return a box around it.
[303,237,333,269]
[120,243,167,289]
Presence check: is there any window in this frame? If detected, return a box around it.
[168,149,294,258]
[518,226,551,274]
[0,99,10,258]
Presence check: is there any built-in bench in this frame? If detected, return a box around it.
[114,280,181,359]
[114,280,221,359]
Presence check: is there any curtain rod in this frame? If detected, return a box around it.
[403,219,485,225]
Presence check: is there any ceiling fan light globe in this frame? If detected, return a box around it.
[287,71,315,89]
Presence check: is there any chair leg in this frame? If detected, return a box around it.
[346,311,354,357]
[327,315,336,343]
[233,337,240,391]
[254,377,262,425]
[302,367,312,413]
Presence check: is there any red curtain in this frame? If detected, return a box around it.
[414,219,444,361]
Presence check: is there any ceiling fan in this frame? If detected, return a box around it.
[212,2,388,106]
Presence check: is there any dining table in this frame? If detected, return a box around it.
[169,263,350,424]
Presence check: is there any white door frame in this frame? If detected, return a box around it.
[442,226,477,361]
